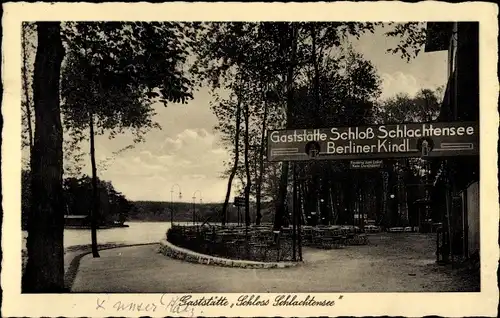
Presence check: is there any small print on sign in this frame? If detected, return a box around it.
[350,160,383,169]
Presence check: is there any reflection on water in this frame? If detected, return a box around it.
[22,221,178,249]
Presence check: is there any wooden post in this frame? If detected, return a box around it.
[462,190,469,259]
[237,206,240,226]
[444,160,454,266]
[295,163,303,261]
[292,162,297,262]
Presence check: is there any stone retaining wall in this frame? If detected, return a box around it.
[159,240,298,269]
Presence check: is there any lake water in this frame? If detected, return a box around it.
[22,221,254,250]
[22,221,176,249]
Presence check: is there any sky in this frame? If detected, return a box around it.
[24,24,449,203]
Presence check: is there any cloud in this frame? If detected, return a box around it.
[185,174,207,180]
[57,86,237,202]
[100,127,231,201]
[160,137,183,153]
[380,71,420,99]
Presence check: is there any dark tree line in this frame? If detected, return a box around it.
[22,170,133,230]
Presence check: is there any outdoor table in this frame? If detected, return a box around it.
[218,233,238,243]
[253,232,272,243]
[258,230,272,234]
[326,225,342,230]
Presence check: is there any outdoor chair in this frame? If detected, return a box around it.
[359,233,368,245]
[302,228,314,245]
[223,240,240,258]
[320,235,344,249]
[350,233,368,245]
[250,241,270,261]
[344,232,356,245]
[312,229,325,248]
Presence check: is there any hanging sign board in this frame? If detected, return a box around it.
[267,121,479,162]
[234,196,245,207]
[350,160,383,169]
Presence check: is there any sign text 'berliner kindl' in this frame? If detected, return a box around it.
[267,122,478,161]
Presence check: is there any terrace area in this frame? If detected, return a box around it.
[166,223,369,263]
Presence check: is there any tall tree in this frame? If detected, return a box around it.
[22,22,66,292]
[217,86,243,226]
[242,81,252,226]
[194,22,379,228]
[375,87,442,227]
[255,84,277,224]
[274,22,299,230]
[193,22,286,224]
[21,22,196,291]
[272,23,379,228]
[60,22,194,256]
[21,22,36,152]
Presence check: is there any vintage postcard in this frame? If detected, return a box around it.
[1,2,498,317]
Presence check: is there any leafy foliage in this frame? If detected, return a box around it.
[57,22,198,256]
[384,22,427,62]
[294,47,381,128]
[375,87,443,124]
[60,22,196,144]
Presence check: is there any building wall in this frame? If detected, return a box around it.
[466,181,480,255]
[456,22,480,122]
[440,22,480,122]
[447,22,458,79]
[430,22,480,259]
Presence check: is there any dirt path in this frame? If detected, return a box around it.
[71,233,479,293]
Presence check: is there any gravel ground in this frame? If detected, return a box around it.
[71,233,480,293]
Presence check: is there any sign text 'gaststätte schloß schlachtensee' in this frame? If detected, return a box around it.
[267,122,479,161]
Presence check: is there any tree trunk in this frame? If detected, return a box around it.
[321,175,331,224]
[255,85,269,225]
[274,161,289,230]
[274,23,298,231]
[340,173,352,225]
[23,22,66,293]
[299,179,306,225]
[310,27,325,225]
[22,25,34,151]
[89,113,100,257]
[243,96,251,227]
[221,86,243,226]
[310,23,321,118]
